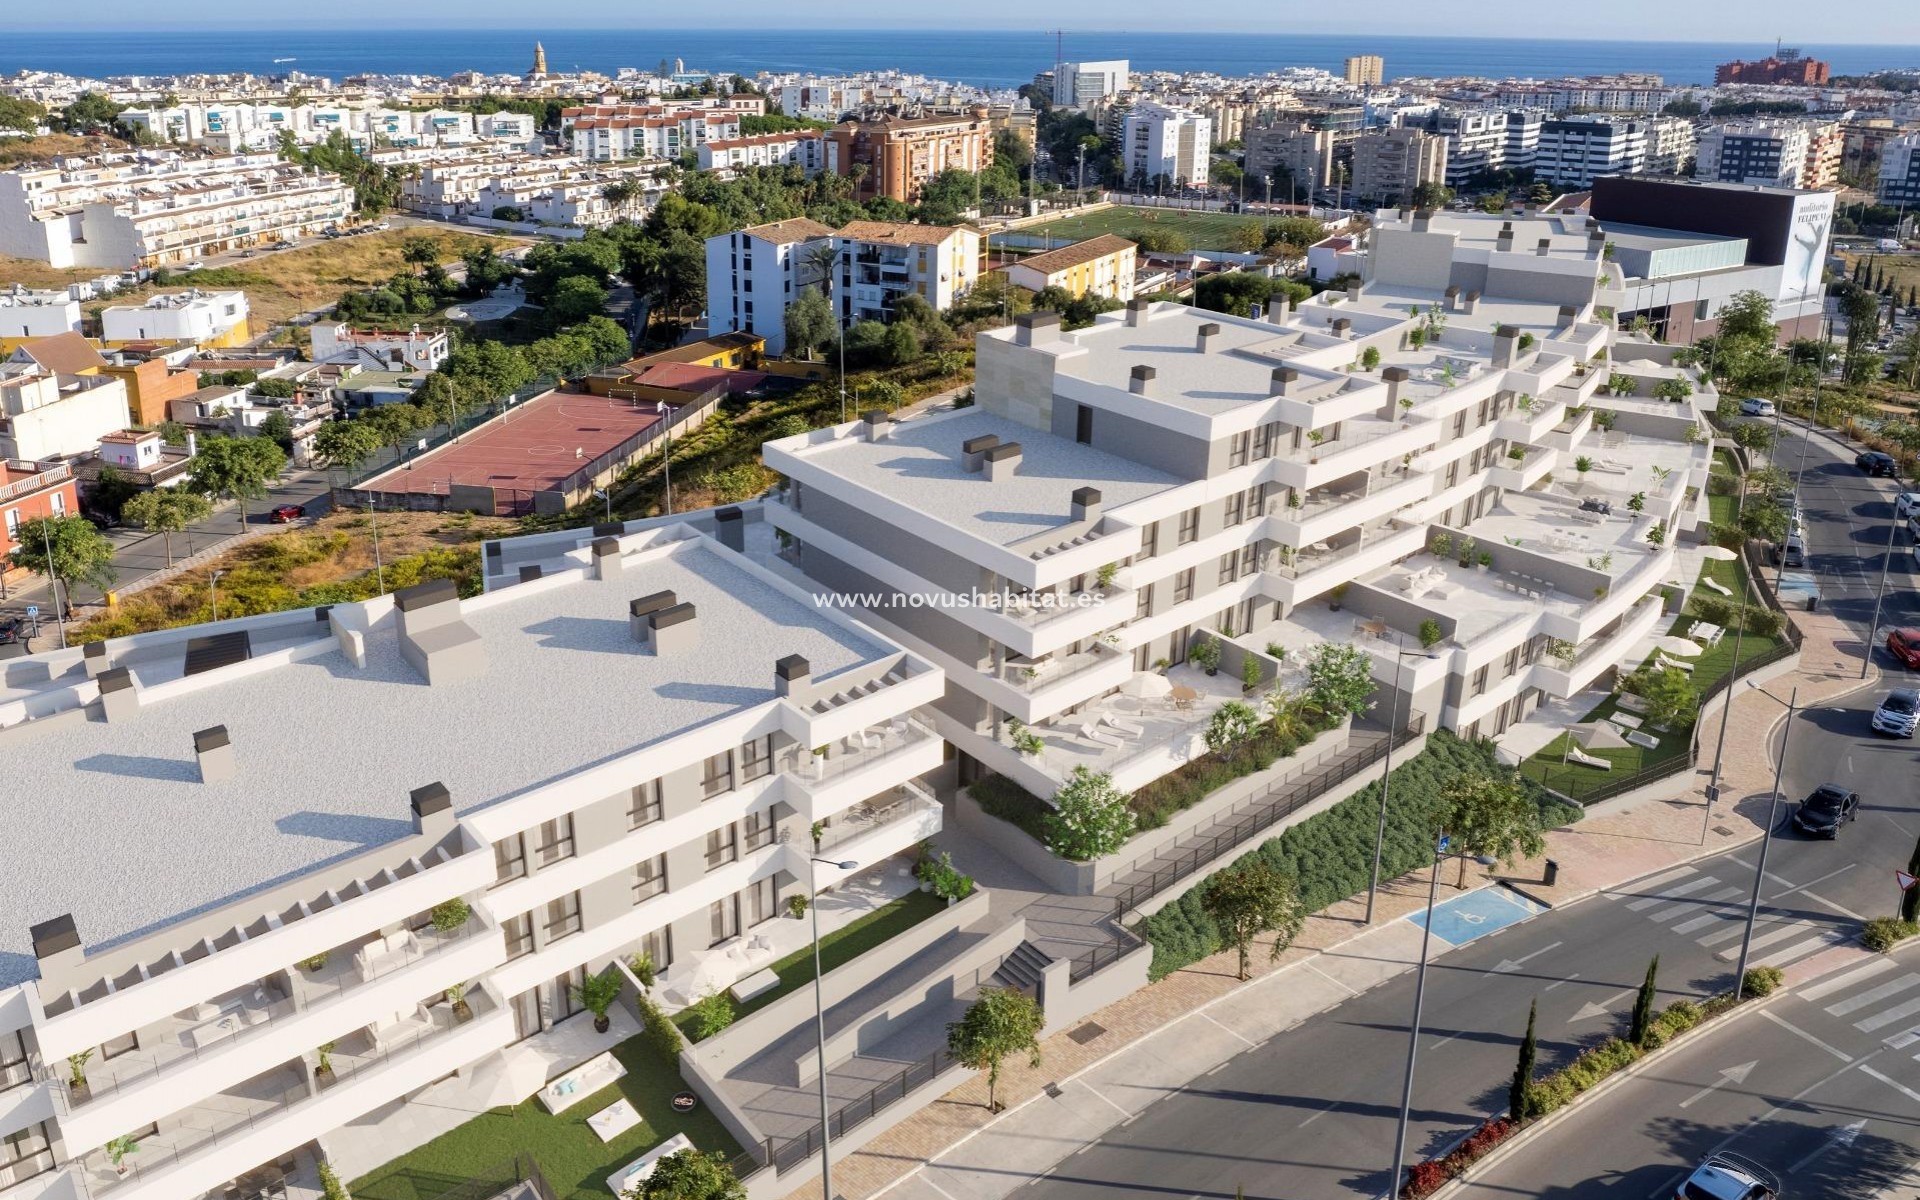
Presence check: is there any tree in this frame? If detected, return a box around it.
[400,236,439,275]
[311,419,382,476]
[59,91,123,134]
[783,286,835,360]
[120,489,211,567]
[86,464,141,520]
[545,274,609,328]
[1622,665,1698,728]
[1303,642,1376,717]
[187,434,287,523]
[258,410,295,455]
[9,516,116,614]
[1043,767,1134,861]
[364,404,422,457]
[1432,773,1549,887]
[0,96,47,134]
[946,988,1044,1112]
[1630,955,1659,1046]
[1509,999,1537,1122]
[1201,860,1306,981]
[1738,498,1788,544]
[633,1148,745,1200]
[1194,271,1279,317]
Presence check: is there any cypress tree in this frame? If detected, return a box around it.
[1631,955,1660,1046]
[1509,998,1538,1121]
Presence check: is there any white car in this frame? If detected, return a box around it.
[1738,398,1775,417]
[1675,1153,1778,1200]
[1895,492,1920,520]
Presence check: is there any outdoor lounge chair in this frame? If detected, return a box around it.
[1101,713,1145,737]
[1566,745,1612,769]
[1079,722,1126,749]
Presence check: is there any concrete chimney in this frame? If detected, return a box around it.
[775,654,811,700]
[29,914,83,981]
[1535,238,1552,256]
[962,433,1000,473]
[714,505,745,552]
[1346,281,1364,303]
[629,590,677,643]
[1266,293,1293,324]
[649,601,699,655]
[1124,298,1151,327]
[1195,322,1221,353]
[1331,317,1352,339]
[1462,290,1481,315]
[1129,365,1156,396]
[1071,486,1101,524]
[96,667,139,722]
[1443,285,1461,311]
[410,781,455,839]
[1015,310,1062,346]
[590,536,623,581]
[82,639,111,680]
[1411,208,1434,232]
[983,442,1022,483]
[193,725,234,784]
[1380,365,1410,419]
[1496,223,1514,252]
[1269,366,1298,397]
[860,409,891,443]
[1493,324,1520,369]
[518,564,543,583]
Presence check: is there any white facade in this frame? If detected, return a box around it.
[1053,60,1130,109]
[1695,120,1812,187]
[0,290,83,342]
[698,133,827,176]
[568,108,742,162]
[830,222,982,323]
[309,323,450,373]
[0,365,131,460]
[1534,116,1648,188]
[705,219,835,357]
[100,291,249,346]
[1879,130,1920,207]
[1122,101,1212,188]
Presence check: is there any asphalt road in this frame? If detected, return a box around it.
[1015,427,1920,1200]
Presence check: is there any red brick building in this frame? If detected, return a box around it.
[1,460,80,579]
[1715,54,1831,86]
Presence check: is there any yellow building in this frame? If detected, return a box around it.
[1344,55,1385,86]
[999,235,1139,302]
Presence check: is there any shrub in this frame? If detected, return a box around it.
[429,898,471,932]
[1741,965,1783,998]
[1692,596,1734,628]
[319,1163,351,1200]
[1044,768,1134,860]
[636,989,685,1063]
[968,775,1053,844]
[1204,700,1262,753]
[686,990,736,1041]
[1863,917,1919,953]
[1418,619,1443,649]
[1742,605,1785,639]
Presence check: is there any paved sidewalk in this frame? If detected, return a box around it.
[780,606,1883,1200]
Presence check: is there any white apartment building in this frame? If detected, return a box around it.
[773,83,875,123]
[830,221,981,323]
[402,155,657,228]
[568,108,742,162]
[1122,101,1211,188]
[0,356,131,460]
[1533,116,1649,188]
[1879,130,1920,206]
[1643,116,1697,176]
[0,289,83,345]
[704,218,835,357]
[476,112,538,143]
[99,291,250,348]
[0,521,944,1200]
[697,132,827,176]
[1695,120,1813,187]
[1349,128,1448,206]
[0,152,351,269]
[764,205,1711,799]
[1053,60,1130,109]
[309,322,450,374]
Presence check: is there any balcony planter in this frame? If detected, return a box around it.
[448,984,474,1024]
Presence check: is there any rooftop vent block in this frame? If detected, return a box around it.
[983,441,1022,483]
[962,433,1001,473]
[193,725,234,784]
[629,590,678,643]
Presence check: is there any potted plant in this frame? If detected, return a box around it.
[1096,561,1118,590]
[105,1135,140,1178]
[787,893,810,920]
[1627,491,1646,512]
[1241,655,1262,694]
[1152,657,1171,673]
[1430,532,1451,558]
[1328,582,1349,612]
[1360,346,1381,371]
[628,950,657,989]
[1265,642,1286,660]
[1507,445,1526,461]
[67,1051,92,1099]
[570,966,624,1034]
[809,819,825,849]
[1418,619,1443,650]
[1287,491,1303,509]
[446,983,473,1023]
[1455,537,1476,569]
[314,1042,336,1088]
[1189,636,1222,676]
[299,952,328,973]
[430,898,470,933]
[1477,551,1492,570]
[1399,396,1414,419]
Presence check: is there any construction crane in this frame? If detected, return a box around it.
[1045,29,1068,64]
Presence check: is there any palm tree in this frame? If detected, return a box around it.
[600,179,641,223]
[803,240,848,419]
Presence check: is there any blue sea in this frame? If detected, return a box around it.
[4,30,1920,89]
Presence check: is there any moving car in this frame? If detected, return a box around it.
[1676,1153,1778,1200]
[1856,450,1898,477]
[1738,398,1775,417]
[1792,784,1860,838]
[1895,491,1920,520]
[1890,627,1920,669]
[268,503,306,523]
[1873,688,1919,737]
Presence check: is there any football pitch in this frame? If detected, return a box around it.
[1014,205,1273,252]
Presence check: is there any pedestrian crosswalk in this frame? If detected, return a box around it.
[1610,864,1846,971]
[1798,958,1920,1043]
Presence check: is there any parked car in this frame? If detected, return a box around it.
[1676,1153,1778,1200]
[1890,627,1920,669]
[268,503,306,523]
[82,509,119,531]
[1793,784,1860,838]
[1856,450,1898,477]
[1738,398,1775,417]
[0,617,20,644]
[1894,491,1920,520]
[1872,688,1919,737]
[1773,534,1805,568]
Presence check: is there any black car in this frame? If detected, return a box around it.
[0,616,19,644]
[1579,496,1612,515]
[1856,451,1898,477]
[1792,784,1860,838]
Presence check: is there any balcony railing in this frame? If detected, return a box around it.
[799,718,937,787]
[998,644,1122,694]
[813,785,937,856]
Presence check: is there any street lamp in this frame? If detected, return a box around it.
[37,517,67,651]
[1699,543,1747,844]
[1861,501,1902,679]
[208,569,226,623]
[1367,633,1424,923]
[808,855,858,1200]
[654,401,674,516]
[593,487,611,523]
[366,502,384,595]
[1732,683,1799,992]
[1389,835,1498,1197]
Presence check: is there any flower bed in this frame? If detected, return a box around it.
[1400,1118,1516,1199]
[1127,706,1342,829]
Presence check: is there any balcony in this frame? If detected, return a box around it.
[997,643,1123,695]
[812,782,942,857]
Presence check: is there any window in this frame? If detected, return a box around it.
[702,750,735,798]
[639,925,673,974]
[708,894,741,946]
[629,780,663,828]
[1136,585,1153,619]
[4,509,18,540]
[49,492,64,516]
[100,1030,138,1060]
[1177,507,1201,544]
[1252,422,1279,460]
[1228,430,1250,468]
[1218,553,1238,586]
[747,876,779,926]
[1223,492,1244,527]
[633,855,667,902]
[1138,521,1158,560]
[738,736,774,784]
[742,808,774,851]
[705,824,739,871]
[1173,568,1195,605]
[1075,403,1093,444]
[533,815,574,866]
[1471,665,1489,698]
[503,913,534,960]
[543,892,582,942]
[550,964,587,1023]
[492,835,526,886]
[1,1121,54,1189]
[0,1031,28,1093]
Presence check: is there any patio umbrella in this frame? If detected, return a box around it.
[1700,545,1739,562]
[1567,720,1631,751]
[1654,635,1704,658]
[1119,672,1173,700]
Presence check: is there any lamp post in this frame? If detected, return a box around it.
[1366,634,1420,923]
[655,401,674,516]
[809,855,858,1200]
[208,569,226,623]
[1699,543,1746,844]
[38,517,67,651]
[594,487,611,523]
[367,501,384,595]
[1861,504,1901,679]
[1732,684,1798,992]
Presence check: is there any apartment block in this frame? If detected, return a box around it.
[1348,128,1448,206]
[308,323,450,374]
[764,206,1711,799]
[1643,116,1697,176]
[0,152,351,269]
[830,221,981,322]
[824,112,994,204]
[567,107,743,162]
[1695,120,1815,188]
[697,132,827,176]
[998,235,1138,302]
[1244,120,1336,192]
[0,521,943,1200]
[0,289,83,351]
[1052,60,1130,109]
[1879,131,1920,207]
[704,218,836,356]
[1343,56,1385,87]
[1715,52,1830,86]
[1,458,78,562]
[0,350,131,461]
[99,291,250,349]
[1122,101,1212,188]
[1533,116,1648,188]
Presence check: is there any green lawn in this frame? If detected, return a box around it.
[674,890,946,1039]
[348,1031,740,1200]
[1016,205,1273,252]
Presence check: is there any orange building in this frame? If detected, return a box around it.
[1,460,80,587]
[824,110,994,204]
[100,353,202,427]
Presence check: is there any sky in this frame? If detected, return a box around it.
[10,6,1920,44]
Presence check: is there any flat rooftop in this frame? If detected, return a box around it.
[793,406,1181,548]
[0,535,891,985]
[1052,307,1360,415]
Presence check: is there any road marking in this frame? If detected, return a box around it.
[1667,887,1750,933]
[1758,1010,1854,1063]
[1543,973,1581,992]
[1764,862,1855,903]
[1648,886,1743,922]
[1718,921,1813,960]
[1569,988,1637,1023]
[1678,1060,1759,1109]
[1756,929,1846,968]
[1788,1119,1867,1175]
[1626,876,1717,910]
[1298,1099,1340,1128]
[920,1172,965,1200]
[1490,941,1563,974]
[1304,961,1363,996]
[1699,915,1787,949]
[1800,890,1868,922]
[1856,995,1920,1033]
[1199,1011,1259,1048]
[1799,957,1899,1002]
[1075,1079,1135,1121]
[1618,865,1701,896]
[1860,1063,1920,1105]
[1827,974,1920,1016]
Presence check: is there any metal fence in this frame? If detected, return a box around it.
[408,1153,556,1200]
[1068,928,1142,984]
[754,1049,956,1176]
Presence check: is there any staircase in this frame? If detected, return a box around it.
[991,941,1055,994]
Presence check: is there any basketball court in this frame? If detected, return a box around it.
[371,388,664,503]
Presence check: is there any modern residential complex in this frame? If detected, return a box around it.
[697,132,828,176]
[1343,56,1386,87]
[1121,101,1212,188]
[116,103,538,153]
[1244,120,1337,193]
[823,111,994,204]
[997,235,1138,302]
[704,218,835,357]
[0,521,944,1200]
[1348,128,1448,206]
[0,152,352,269]
[1876,130,1920,207]
[564,105,743,162]
[828,221,982,322]
[1531,116,1693,188]
[1052,60,1131,109]
[1694,119,1841,190]
[1714,50,1830,86]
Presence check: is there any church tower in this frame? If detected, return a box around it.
[526,42,549,81]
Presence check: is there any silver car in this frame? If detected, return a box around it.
[1873,688,1919,738]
